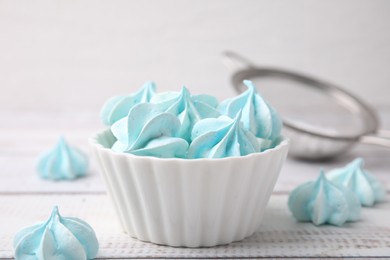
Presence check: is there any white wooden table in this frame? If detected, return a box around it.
[1,110,389,259]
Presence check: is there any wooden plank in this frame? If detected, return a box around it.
[0,146,388,193]
[0,194,389,258]
[0,155,106,193]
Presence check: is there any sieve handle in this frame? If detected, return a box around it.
[359,130,390,148]
[222,51,255,72]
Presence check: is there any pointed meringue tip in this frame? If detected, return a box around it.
[51,206,60,218]
[318,169,327,181]
[352,158,364,167]
[243,80,256,91]
[57,136,67,147]
[180,86,191,97]
[243,79,252,85]
[143,81,156,91]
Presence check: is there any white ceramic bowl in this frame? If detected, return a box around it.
[90,129,289,247]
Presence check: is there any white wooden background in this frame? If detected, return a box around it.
[1,0,390,112]
[0,109,389,259]
[1,1,390,258]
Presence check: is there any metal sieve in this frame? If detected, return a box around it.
[223,51,390,160]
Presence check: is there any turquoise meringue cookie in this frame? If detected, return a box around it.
[14,206,99,260]
[192,94,219,108]
[111,103,189,158]
[218,80,282,146]
[327,158,386,206]
[100,81,156,125]
[37,137,88,180]
[288,172,361,226]
[188,112,266,159]
[151,87,220,141]
[129,136,189,158]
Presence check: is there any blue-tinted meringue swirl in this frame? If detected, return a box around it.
[151,87,220,141]
[14,206,99,260]
[288,172,361,226]
[111,103,189,158]
[37,137,88,180]
[327,158,386,206]
[100,81,156,125]
[218,80,282,146]
[187,112,265,159]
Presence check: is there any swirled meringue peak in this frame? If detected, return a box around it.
[100,81,156,125]
[151,87,220,141]
[111,103,189,158]
[188,112,268,159]
[37,137,88,180]
[218,80,282,146]
[192,93,219,108]
[288,171,361,226]
[327,158,386,206]
[14,206,99,260]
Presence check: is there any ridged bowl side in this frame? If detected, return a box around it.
[90,129,289,247]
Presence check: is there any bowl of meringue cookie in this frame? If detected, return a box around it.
[90,80,289,247]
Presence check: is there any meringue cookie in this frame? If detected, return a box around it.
[191,94,219,108]
[100,81,156,125]
[151,87,220,141]
[288,172,361,226]
[37,137,88,180]
[327,158,386,206]
[111,103,189,158]
[188,112,266,159]
[14,206,99,260]
[218,80,282,146]
[152,91,218,109]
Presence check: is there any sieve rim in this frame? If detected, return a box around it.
[231,67,380,142]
